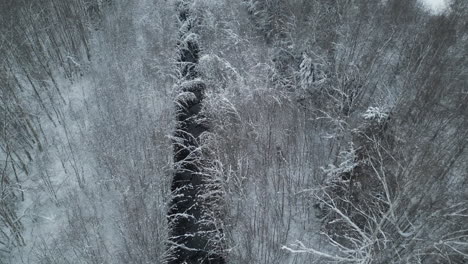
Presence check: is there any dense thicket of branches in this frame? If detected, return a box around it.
[0,0,466,263]
[1,0,174,263]
[198,0,467,263]
[0,0,95,257]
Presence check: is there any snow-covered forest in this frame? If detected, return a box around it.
[1,0,467,263]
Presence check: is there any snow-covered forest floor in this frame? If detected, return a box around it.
[1,0,467,263]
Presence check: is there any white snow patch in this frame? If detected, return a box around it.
[420,0,449,14]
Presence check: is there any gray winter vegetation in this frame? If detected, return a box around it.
[0,0,467,263]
